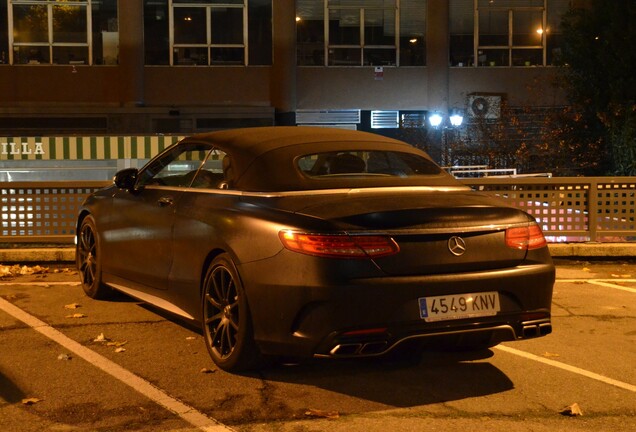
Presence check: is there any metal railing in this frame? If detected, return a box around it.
[467,177,636,242]
[1,181,108,244]
[1,177,635,244]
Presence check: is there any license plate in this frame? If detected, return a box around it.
[418,292,500,322]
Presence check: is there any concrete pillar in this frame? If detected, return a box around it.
[270,0,297,125]
[426,0,450,164]
[426,0,450,114]
[118,0,145,107]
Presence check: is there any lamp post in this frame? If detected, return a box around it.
[428,111,464,167]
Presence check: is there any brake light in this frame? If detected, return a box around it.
[505,223,547,250]
[279,231,399,258]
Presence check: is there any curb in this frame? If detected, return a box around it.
[548,243,636,258]
[1,243,636,264]
[0,248,76,264]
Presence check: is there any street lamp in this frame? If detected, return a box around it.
[428,113,443,128]
[449,113,464,127]
[428,110,464,166]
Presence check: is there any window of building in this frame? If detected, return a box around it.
[0,2,7,64]
[144,0,271,66]
[297,0,426,67]
[478,0,545,67]
[450,0,571,67]
[6,0,118,65]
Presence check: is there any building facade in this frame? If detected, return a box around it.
[0,0,575,141]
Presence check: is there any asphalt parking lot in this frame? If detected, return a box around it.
[1,258,635,432]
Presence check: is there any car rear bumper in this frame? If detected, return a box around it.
[314,315,552,359]
[240,256,555,358]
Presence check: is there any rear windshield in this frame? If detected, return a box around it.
[298,151,444,179]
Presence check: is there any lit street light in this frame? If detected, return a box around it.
[428,113,443,128]
[428,110,464,166]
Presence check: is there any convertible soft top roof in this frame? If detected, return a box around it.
[186,126,412,155]
[179,126,457,192]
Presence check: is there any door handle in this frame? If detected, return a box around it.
[158,196,174,207]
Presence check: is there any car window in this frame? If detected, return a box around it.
[298,151,443,179]
[192,149,228,189]
[137,144,227,189]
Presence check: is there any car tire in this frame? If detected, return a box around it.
[76,215,113,299]
[202,253,262,372]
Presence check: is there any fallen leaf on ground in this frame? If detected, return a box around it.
[200,368,215,374]
[1,264,50,278]
[54,268,77,275]
[64,303,81,309]
[305,409,340,419]
[186,336,196,340]
[93,333,110,343]
[65,313,87,319]
[0,266,12,278]
[19,265,49,275]
[114,347,126,353]
[0,265,22,278]
[106,340,127,347]
[22,398,42,405]
[57,353,72,361]
[560,403,583,416]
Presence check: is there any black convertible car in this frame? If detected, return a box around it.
[76,126,554,371]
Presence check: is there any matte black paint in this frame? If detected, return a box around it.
[77,127,555,364]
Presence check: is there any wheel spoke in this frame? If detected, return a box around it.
[80,229,95,257]
[222,322,235,355]
[212,323,225,353]
[205,293,223,310]
[81,260,95,285]
[227,302,239,330]
[78,225,97,287]
[205,310,224,325]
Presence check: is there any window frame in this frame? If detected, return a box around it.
[474,0,547,67]
[298,0,425,67]
[325,0,399,67]
[168,0,248,66]
[8,0,93,65]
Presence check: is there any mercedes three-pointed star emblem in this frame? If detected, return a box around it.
[448,236,467,256]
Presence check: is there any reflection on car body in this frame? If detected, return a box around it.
[76,126,554,372]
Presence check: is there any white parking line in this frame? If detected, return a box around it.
[495,345,636,393]
[0,296,235,432]
[0,282,82,286]
[557,279,636,294]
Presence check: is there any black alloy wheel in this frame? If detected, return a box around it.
[76,216,112,299]
[202,253,261,371]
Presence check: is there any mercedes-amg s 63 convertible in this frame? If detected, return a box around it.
[76,126,554,372]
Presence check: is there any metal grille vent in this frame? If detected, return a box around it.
[371,111,399,129]
[401,112,427,128]
[296,110,361,124]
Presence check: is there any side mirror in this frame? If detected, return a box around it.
[113,168,139,191]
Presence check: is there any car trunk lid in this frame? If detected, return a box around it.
[248,188,535,276]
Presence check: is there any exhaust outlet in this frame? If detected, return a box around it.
[522,325,540,338]
[360,341,388,355]
[539,323,552,336]
[330,343,362,356]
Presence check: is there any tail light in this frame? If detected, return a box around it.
[279,231,399,258]
[505,223,547,250]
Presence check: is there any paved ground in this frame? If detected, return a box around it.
[0,258,635,432]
